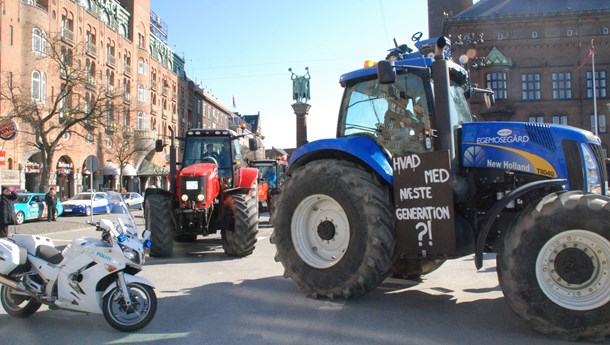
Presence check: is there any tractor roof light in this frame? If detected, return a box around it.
[364,60,378,68]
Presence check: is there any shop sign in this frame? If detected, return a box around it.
[25,161,42,174]
[0,118,19,141]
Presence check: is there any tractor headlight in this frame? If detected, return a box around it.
[196,194,205,202]
[581,143,601,194]
[181,194,188,202]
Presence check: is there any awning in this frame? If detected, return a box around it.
[102,161,120,175]
[138,160,169,176]
[122,164,137,176]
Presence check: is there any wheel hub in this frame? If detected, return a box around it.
[291,194,350,269]
[554,247,594,285]
[317,220,336,241]
[536,229,610,310]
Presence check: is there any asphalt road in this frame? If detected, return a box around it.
[1,214,608,345]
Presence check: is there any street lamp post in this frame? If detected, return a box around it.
[82,165,93,223]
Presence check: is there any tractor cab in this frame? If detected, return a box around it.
[181,130,243,187]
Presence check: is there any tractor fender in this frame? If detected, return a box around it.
[143,187,173,204]
[288,136,393,184]
[237,167,259,189]
[474,178,566,269]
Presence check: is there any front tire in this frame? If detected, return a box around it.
[498,191,610,341]
[145,193,175,257]
[271,159,396,298]
[102,283,157,332]
[221,194,258,256]
[0,285,42,317]
[15,211,25,225]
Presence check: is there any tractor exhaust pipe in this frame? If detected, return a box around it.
[168,126,177,195]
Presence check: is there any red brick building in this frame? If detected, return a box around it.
[431,0,610,155]
[0,0,234,196]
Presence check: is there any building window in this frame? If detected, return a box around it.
[9,26,13,46]
[137,112,147,130]
[486,72,507,99]
[604,27,609,35]
[32,28,47,55]
[31,70,46,102]
[138,59,147,75]
[122,107,129,126]
[521,73,541,100]
[590,114,607,134]
[497,32,504,40]
[531,31,538,38]
[138,85,146,101]
[566,29,573,37]
[552,72,571,99]
[586,70,607,98]
[552,115,568,125]
[528,115,544,123]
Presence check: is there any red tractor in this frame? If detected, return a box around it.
[143,127,260,257]
[248,158,287,216]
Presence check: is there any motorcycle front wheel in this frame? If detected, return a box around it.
[0,285,42,318]
[102,283,157,332]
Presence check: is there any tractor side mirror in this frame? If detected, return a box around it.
[377,60,396,84]
[249,138,259,151]
[154,139,164,152]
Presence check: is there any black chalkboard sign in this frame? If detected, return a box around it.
[392,151,456,257]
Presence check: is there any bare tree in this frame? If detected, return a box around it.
[0,34,132,192]
[105,125,139,192]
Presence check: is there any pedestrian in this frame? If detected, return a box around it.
[0,186,17,237]
[45,186,58,222]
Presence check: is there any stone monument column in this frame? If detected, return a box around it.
[288,67,311,148]
[291,103,311,147]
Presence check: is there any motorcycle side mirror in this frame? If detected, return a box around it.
[377,60,396,84]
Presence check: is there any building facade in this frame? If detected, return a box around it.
[0,0,243,197]
[439,0,610,155]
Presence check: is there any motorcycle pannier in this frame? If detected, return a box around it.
[0,239,27,274]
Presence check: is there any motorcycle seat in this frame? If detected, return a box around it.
[36,245,64,265]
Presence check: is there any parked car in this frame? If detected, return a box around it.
[14,192,64,225]
[60,192,110,216]
[121,192,144,210]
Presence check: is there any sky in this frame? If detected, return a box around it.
[150,0,430,149]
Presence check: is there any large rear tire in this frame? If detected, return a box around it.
[0,285,42,318]
[498,191,610,341]
[221,194,258,256]
[271,159,396,298]
[145,193,174,257]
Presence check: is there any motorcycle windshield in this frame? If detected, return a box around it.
[105,191,140,237]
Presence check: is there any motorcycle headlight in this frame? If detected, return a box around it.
[120,244,141,266]
[581,143,601,194]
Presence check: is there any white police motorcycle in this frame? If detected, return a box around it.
[0,191,156,331]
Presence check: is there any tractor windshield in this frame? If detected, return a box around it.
[182,136,232,174]
[339,71,432,156]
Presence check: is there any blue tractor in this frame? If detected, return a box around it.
[271,34,610,341]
